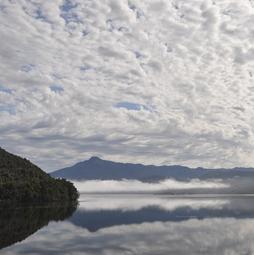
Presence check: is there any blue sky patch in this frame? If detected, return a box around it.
[21,64,35,73]
[115,102,148,111]
[35,8,45,20]
[61,0,77,12]
[60,0,80,24]
[0,104,16,115]
[80,65,93,72]
[50,85,64,93]
[0,85,12,94]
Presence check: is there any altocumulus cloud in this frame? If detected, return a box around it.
[1,0,254,171]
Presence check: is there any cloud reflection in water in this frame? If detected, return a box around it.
[2,195,254,255]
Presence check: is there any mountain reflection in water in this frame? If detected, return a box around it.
[1,195,254,255]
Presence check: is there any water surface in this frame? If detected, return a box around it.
[1,194,254,254]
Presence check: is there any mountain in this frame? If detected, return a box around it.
[0,147,79,203]
[51,156,254,181]
[69,198,254,232]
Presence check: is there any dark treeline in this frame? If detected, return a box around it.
[0,147,79,203]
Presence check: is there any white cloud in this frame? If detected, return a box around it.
[1,0,254,171]
[73,179,228,194]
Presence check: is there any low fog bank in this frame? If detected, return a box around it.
[73,179,228,194]
[73,178,254,195]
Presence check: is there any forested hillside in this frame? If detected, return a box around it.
[0,147,78,203]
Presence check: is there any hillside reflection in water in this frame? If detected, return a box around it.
[1,195,254,255]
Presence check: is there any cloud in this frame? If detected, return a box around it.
[73,179,229,194]
[73,178,254,196]
[1,0,254,171]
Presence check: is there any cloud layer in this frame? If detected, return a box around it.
[73,179,228,194]
[1,0,254,170]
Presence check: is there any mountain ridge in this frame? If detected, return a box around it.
[51,156,254,181]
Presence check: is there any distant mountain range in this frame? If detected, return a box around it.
[51,156,254,181]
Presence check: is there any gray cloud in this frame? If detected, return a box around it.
[1,0,254,171]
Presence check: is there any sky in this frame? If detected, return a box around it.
[1,0,254,172]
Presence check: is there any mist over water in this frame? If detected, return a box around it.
[73,179,229,194]
[72,177,254,195]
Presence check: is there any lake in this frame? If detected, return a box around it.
[1,194,254,254]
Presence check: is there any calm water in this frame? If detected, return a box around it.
[1,194,254,254]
